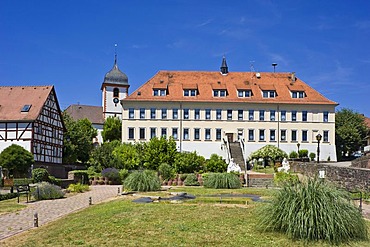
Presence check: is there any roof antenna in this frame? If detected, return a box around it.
[272,63,278,73]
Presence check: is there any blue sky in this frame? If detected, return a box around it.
[1,0,369,116]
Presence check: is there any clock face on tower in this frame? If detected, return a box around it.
[113,98,119,104]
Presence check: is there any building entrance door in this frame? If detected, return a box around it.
[226,133,234,143]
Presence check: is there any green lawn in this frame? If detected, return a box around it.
[0,197,27,215]
[1,187,369,247]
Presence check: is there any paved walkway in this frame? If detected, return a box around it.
[0,185,122,240]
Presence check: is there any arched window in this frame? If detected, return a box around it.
[113,88,119,97]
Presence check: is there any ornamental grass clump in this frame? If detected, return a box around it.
[123,170,160,192]
[32,182,65,200]
[203,173,242,189]
[259,178,368,245]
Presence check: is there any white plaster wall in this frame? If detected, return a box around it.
[0,141,31,154]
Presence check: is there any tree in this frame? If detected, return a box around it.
[142,137,178,170]
[0,144,34,177]
[113,143,143,170]
[102,117,122,142]
[249,145,287,165]
[335,108,367,160]
[89,140,121,171]
[205,154,227,172]
[173,151,206,174]
[63,112,97,164]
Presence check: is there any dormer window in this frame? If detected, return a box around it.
[292,91,305,98]
[184,89,197,96]
[262,90,276,98]
[153,89,166,96]
[213,90,227,97]
[238,90,252,97]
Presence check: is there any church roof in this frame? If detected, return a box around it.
[102,56,128,86]
[65,104,104,125]
[123,71,337,105]
[0,85,55,121]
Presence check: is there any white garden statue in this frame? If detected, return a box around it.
[227,158,241,173]
[277,158,290,173]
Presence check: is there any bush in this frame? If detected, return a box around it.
[158,163,176,181]
[205,154,228,173]
[298,149,308,158]
[32,182,65,200]
[32,168,50,183]
[67,183,90,193]
[183,174,199,186]
[203,173,241,189]
[70,170,89,184]
[123,170,161,192]
[119,169,129,183]
[0,193,17,201]
[13,178,34,186]
[309,152,316,161]
[48,176,62,186]
[173,152,205,174]
[259,178,368,245]
[101,168,120,183]
[289,151,298,159]
[274,172,299,186]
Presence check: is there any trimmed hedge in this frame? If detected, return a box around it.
[0,193,17,201]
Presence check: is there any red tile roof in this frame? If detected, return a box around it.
[0,86,53,121]
[65,104,104,125]
[123,71,338,105]
[365,117,370,128]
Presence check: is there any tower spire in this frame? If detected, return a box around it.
[220,55,228,75]
[114,43,118,66]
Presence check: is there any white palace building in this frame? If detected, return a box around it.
[120,57,338,165]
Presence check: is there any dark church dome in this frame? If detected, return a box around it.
[103,58,128,85]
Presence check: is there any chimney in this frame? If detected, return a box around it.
[291,72,296,82]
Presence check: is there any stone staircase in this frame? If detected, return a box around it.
[229,142,245,170]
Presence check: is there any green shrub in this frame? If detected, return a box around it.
[289,151,298,159]
[173,151,205,174]
[67,183,90,193]
[13,178,34,186]
[32,168,50,183]
[119,169,129,183]
[32,182,65,200]
[0,193,18,201]
[158,163,176,181]
[309,152,316,161]
[274,172,299,186]
[203,173,241,189]
[101,168,120,183]
[179,174,188,181]
[259,178,368,245]
[205,154,227,173]
[183,174,199,186]
[70,170,89,184]
[298,149,308,158]
[48,176,62,186]
[123,170,160,192]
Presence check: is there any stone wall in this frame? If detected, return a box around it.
[246,173,274,188]
[291,162,370,192]
[351,156,370,169]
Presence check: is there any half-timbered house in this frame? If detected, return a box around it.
[0,86,65,177]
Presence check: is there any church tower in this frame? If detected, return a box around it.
[101,49,129,120]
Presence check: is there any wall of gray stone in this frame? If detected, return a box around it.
[291,162,370,192]
[351,156,370,169]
